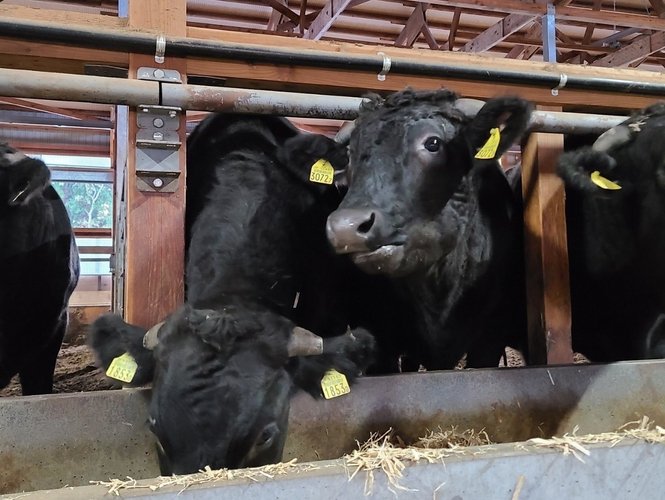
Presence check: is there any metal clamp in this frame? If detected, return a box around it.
[551,73,568,96]
[135,105,182,193]
[377,51,392,82]
[137,67,182,83]
[155,35,166,64]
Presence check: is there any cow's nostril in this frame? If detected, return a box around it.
[357,212,376,235]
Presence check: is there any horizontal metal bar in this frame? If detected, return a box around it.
[0,114,113,130]
[50,169,114,183]
[2,360,665,495]
[0,68,629,134]
[1,16,665,96]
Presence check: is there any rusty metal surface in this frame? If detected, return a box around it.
[3,440,665,500]
[0,389,159,494]
[2,361,665,495]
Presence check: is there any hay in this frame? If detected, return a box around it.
[527,415,665,463]
[90,458,318,496]
[344,427,494,495]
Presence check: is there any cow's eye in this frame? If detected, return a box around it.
[424,137,442,152]
[255,423,278,449]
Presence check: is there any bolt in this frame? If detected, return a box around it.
[152,178,164,188]
[169,110,177,119]
[153,69,165,79]
[153,132,164,141]
[142,108,149,113]
[153,118,164,128]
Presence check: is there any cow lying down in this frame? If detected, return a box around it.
[89,114,376,474]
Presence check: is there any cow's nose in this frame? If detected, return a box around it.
[326,208,385,254]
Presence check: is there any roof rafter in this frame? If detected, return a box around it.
[592,30,665,66]
[505,20,542,58]
[459,13,536,52]
[395,3,427,47]
[304,0,354,40]
[441,8,461,50]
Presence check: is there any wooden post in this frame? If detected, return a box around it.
[521,105,574,365]
[124,0,187,327]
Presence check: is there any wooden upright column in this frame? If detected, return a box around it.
[125,0,187,327]
[521,105,574,365]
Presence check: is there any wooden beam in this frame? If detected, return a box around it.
[592,31,665,66]
[460,14,537,52]
[266,0,287,31]
[300,0,308,35]
[421,22,440,49]
[505,20,541,58]
[261,0,300,27]
[0,4,127,28]
[395,4,426,47]
[521,106,573,366]
[648,0,665,18]
[441,8,461,50]
[303,0,353,40]
[0,97,108,122]
[125,0,187,328]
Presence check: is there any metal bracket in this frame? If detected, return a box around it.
[137,67,182,83]
[135,105,182,193]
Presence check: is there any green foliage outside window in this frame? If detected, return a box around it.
[52,182,113,229]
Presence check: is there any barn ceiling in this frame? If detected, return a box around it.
[3,0,665,70]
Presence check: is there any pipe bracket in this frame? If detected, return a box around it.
[377,51,392,82]
[552,73,568,96]
[155,35,166,64]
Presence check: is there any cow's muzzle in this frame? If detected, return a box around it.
[326,208,389,254]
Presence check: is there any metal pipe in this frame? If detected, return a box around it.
[0,68,627,134]
[1,16,665,96]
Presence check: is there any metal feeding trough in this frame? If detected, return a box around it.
[2,361,665,499]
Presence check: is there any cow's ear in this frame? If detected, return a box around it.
[279,133,349,190]
[462,97,533,161]
[5,157,51,206]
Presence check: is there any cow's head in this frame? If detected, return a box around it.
[326,89,532,276]
[0,144,51,206]
[147,305,374,474]
[278,132,350,196]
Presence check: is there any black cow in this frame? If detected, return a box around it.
[0,144,79,395]
[556,102,665,361]
[326,89,532,370]
[90,114,376,474]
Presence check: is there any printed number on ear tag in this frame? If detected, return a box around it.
[321,369,350,399]
[590,171,622,190]
[475,128,501,160]
[106,352,138,384]
[309,159,334,185]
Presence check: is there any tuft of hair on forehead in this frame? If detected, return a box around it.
[356,88,467,125]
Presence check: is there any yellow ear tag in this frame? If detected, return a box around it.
[309,159,334,185]
[321,369,350,399]
[475,128,501,160]
[590,171,622,190]
[105,352,138,384]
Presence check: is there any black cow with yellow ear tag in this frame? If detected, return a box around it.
[556,101,665,362]
[326,89,533,371]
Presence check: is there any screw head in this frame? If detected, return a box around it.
[153,132,164,141]
[169,110,177,119]
[153,118,165,128]
[152,178,164,188]
[153,69,165,79]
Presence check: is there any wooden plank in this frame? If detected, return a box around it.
[460,13,536,52]
[125,0,187,328]
[0,97,106,122]
[75,228,112,238]
[592,31,665,67]
[0,4,127,28]
[521,106,573,366]
[304,0,353,40]
[395,4,426,47]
